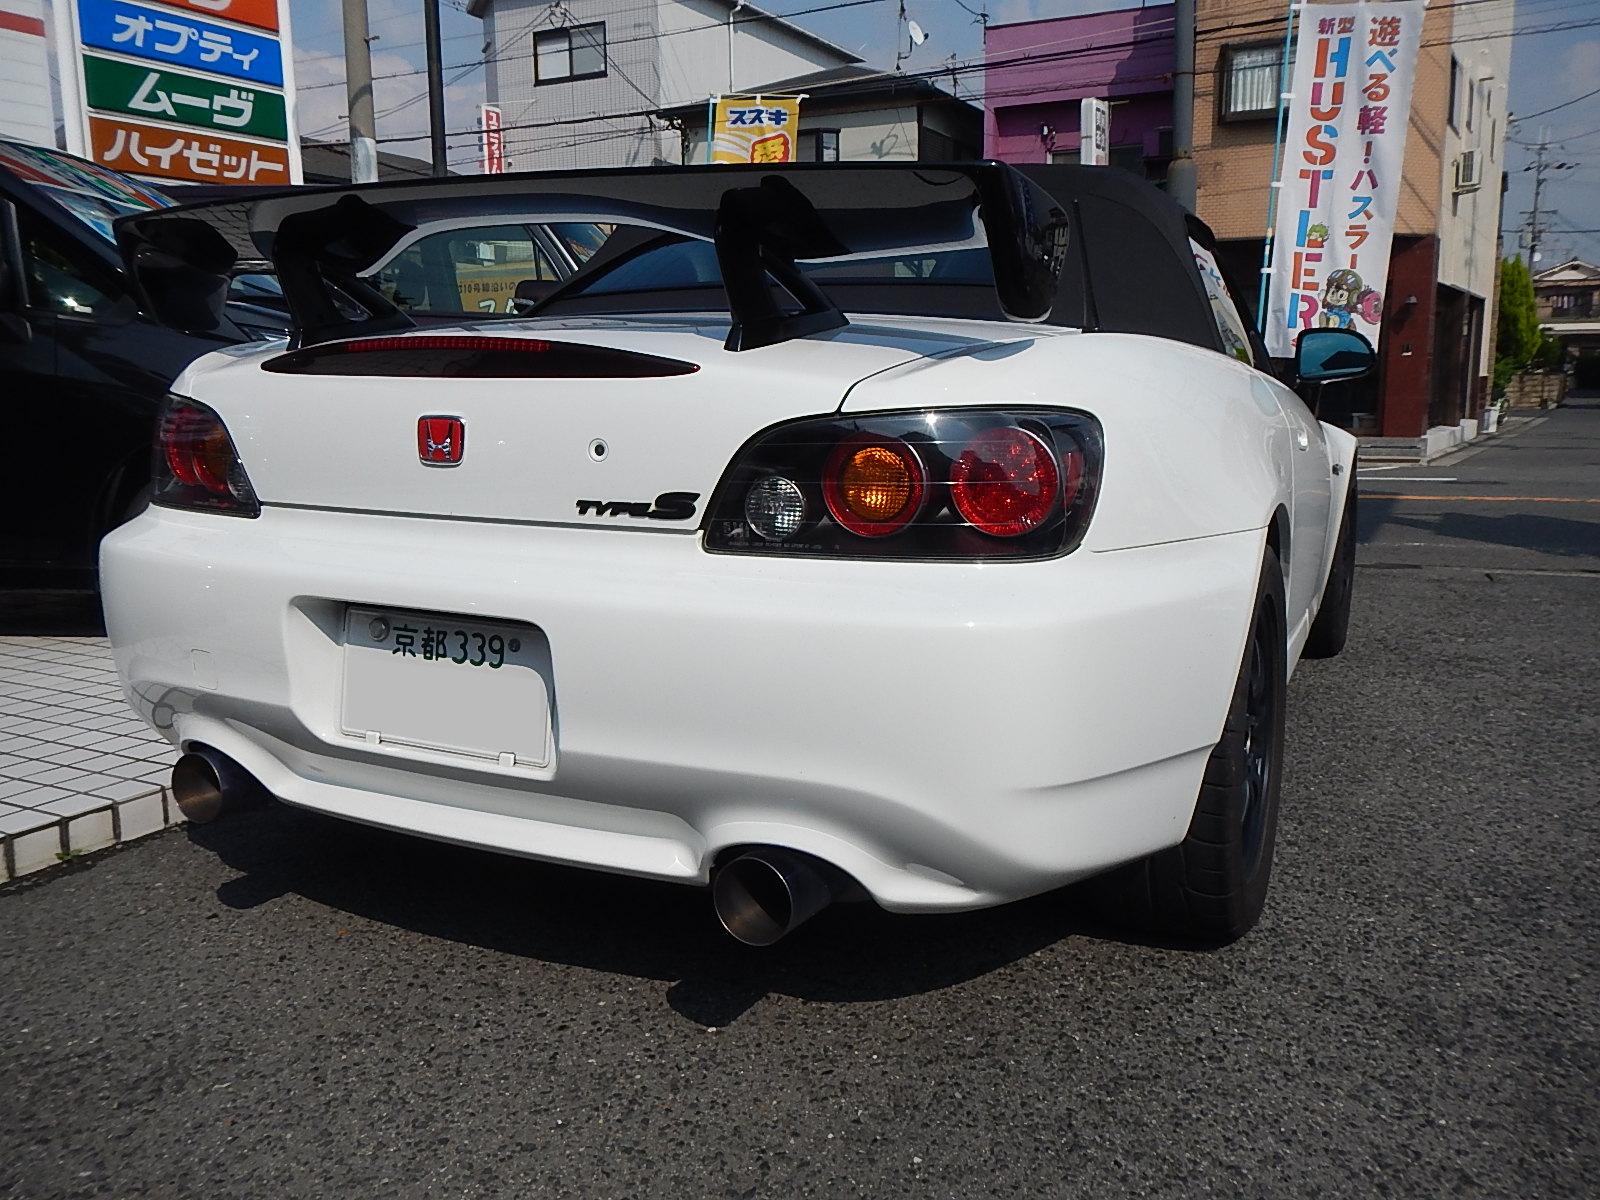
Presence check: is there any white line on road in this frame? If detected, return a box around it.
[1360,477,1459,483]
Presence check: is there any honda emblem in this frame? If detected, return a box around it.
[417,415,465,467]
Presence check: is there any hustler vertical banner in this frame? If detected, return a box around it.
[1266,0,1423,356]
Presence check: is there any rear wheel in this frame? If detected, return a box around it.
[1087,548,1287,943]
[1302,481,1356,659]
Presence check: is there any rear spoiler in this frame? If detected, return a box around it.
[114,162,1071,352]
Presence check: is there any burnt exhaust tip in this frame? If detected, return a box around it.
[713,848,838,947]
[170,749,261,824]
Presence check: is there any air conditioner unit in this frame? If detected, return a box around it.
[1454,149,1483,194]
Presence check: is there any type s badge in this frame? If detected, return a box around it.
[576,492,700,521]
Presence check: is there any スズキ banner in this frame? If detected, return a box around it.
[711,96,802,164]
[1265,0,1423,356]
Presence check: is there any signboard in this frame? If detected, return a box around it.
[55,0,301,185]
[481,104,504,175]
[710,95,802,164]
[1265,0,1423,356]
[1079,97,1109,167]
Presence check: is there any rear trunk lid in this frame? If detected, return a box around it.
[183,316,1028,529]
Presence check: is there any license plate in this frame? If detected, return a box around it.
[340,607,553,767]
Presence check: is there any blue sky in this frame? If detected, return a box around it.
[287,0,1600,263]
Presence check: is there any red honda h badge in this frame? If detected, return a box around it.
[417,415,465,467]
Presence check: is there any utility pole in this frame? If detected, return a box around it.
[1522,126,1577,269]
[727,0,746,92]
[1526,130,1548,268]
[1168,0,1197,212]
[424,0,447,176]
[342,0,378,183]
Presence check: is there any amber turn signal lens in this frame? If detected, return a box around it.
[823,436,925,537]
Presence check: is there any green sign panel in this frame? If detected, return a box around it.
[82,53,287,142]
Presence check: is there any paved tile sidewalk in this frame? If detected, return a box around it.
[0,635,181,882]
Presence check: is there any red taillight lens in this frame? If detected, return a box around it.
[339,335,552,354]
[153,396,259,517]
[823,435,925,537]
[949,427,1061,537]
[704,408,1103,561]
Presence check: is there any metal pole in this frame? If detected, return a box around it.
[1526,130,1547,269]
[1256,0,1299,331]
[1166,0,1196,212]
[424,0,447,176]
[342,0,378,183]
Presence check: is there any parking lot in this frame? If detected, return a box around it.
[2,405,1597,1199]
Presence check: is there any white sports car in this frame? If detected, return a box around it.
[103,164,1368,945]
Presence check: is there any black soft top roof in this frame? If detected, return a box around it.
[112,161,1221,354]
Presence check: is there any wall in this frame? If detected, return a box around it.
[0,1,53,148]
[1193,0,1453,241]
[1435,0,1514,348]
[480,0,854,172]
[983,6,1173,165]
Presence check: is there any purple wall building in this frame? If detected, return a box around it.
[984,4,1175,179]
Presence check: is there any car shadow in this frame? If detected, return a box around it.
[186,802,1200,1026]
[0,591,106,636]
[1359,496,1600,559]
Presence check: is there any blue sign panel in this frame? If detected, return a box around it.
[77,0,285,88]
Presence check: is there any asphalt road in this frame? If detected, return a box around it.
[3,403,1597,1199]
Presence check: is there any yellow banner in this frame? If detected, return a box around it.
[711,95,802,164]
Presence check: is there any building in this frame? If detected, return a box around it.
[982,4,1174,181]
[467,0,859,172]
[0,0,52,148]
[1193,0,1514,440]
[1533,258,1600,366]
[658,64,981,164]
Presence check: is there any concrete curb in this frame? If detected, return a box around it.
[0,783,186,883]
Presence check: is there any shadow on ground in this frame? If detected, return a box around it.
[0,591,106,636]
[186,802,1193,1026]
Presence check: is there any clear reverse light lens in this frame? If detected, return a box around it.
[744,476,806,541]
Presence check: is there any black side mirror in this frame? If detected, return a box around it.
[1295,327,1375,383]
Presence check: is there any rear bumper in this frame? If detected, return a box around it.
[101,505,1262,912]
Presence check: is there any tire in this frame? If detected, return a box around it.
[1302,481,1356,660]
[1086,548,1288,944]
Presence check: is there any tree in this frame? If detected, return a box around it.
[1496,257,1542,369]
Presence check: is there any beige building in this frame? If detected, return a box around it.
[1193,0,1514,441]
[660,65,981,165]
[468,0,859,172]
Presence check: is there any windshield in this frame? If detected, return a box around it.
[0,141,171,242]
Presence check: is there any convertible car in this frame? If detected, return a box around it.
[101,163,1367,946]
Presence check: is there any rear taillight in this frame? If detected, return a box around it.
[704,408,1102,561]
[152,396,259,517]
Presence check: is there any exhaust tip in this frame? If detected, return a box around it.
[713,849,837,947]
[171,750,260,824]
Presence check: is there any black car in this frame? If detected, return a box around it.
[0,140,287,589]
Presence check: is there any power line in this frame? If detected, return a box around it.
[1511,83,1600,123]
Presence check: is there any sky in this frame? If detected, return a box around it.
[286,0,1600,263]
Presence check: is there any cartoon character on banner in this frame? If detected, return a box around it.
[1319,269,1382,331]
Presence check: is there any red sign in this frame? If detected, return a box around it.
[418,417,465,467]
[481,105,504,175]
[88,115,290,184]
[145,0,282,33]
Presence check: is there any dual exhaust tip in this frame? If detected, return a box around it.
[172,748,839,946]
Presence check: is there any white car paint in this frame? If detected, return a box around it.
[100,314,1352,912]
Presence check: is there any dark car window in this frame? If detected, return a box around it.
[17,208,125,316]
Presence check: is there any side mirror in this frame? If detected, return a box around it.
[1295,327,1375,383]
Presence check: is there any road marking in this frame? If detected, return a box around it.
[1357,476,1458,482]
[1373,494,1600,504]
